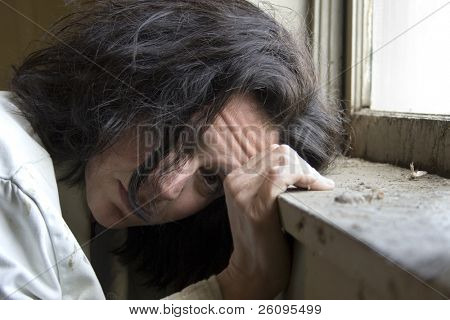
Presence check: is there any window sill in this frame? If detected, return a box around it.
[278,157,450,299]
[350,109,450,178]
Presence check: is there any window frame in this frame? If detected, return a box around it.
[344,0,450,178]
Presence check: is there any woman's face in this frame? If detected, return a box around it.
[85,95,279,228]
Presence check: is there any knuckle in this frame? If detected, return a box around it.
[223,173,233,185]
[268,165,283,176]
[303,173,317,184]
[278,144,291,153]
[277,153,290,165]
[232,192,245,204]
[223,174,237,192]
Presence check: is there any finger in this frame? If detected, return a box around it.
[273,145,334,190]
[223,146,288,202]
[210,116,251,167]
[238,144,305,191]
[234,144,334,194]
[257,165,303,212]
[260,163,334,200]
[239,143,279,174]
[293,157,335,190]
[304,171,335,190]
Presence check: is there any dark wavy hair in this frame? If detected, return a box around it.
[10,0,344,294]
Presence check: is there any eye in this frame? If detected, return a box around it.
[198,168,223,196]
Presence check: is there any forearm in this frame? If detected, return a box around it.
[216,267,284,300]
[163,275,222,300]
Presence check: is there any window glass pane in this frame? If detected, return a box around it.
[248,0,303,31]
[371,0,450,115]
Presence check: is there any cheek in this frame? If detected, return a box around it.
[154,185,214,223]
[85,159,103,214]
[85,168,117,227]
[85,156,134,228]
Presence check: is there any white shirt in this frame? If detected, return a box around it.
[0,91,105,299]
[0,91,222,300]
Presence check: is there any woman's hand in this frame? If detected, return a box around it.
[217,144,335,299]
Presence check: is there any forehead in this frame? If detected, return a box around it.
[214,94,268,127]
[197,94,279,170]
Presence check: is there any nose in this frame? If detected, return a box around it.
[158,172,190,201]
[156,156,198,201]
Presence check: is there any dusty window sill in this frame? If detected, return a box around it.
[350,109,450,177]
[278,157,450,299]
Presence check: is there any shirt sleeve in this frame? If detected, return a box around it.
[162,275,223,300]
[0,178,62,299]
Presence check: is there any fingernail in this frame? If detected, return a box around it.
[271,144,279,150]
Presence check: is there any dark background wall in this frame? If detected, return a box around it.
[0,0,71,89]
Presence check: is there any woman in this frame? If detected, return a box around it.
[0,0,343,299]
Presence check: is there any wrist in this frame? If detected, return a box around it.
[216,265,282,299]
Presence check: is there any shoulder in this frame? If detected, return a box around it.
[0,92,105,299]
[0,91,50,179]
[0,167,105,300]
[0,91,62,246]
[0,177,61,299]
